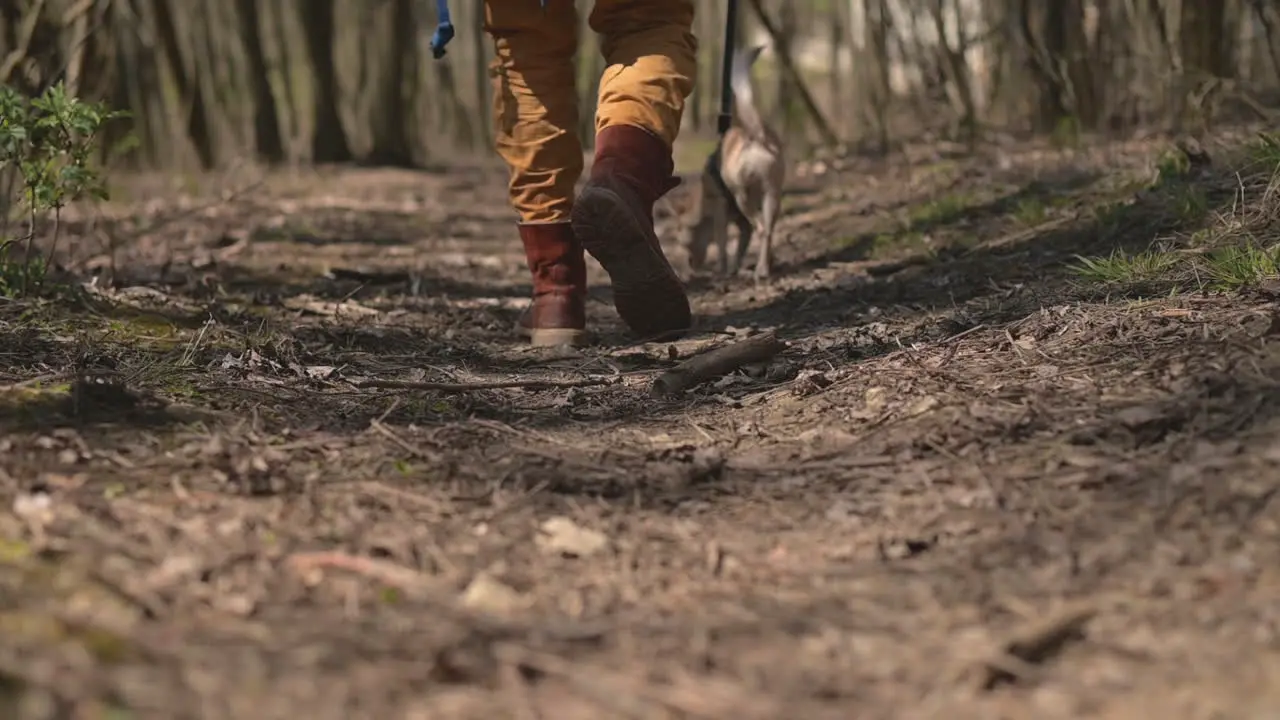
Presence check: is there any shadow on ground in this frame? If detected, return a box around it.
[2,128,1280,719]
[706,160,1236,341]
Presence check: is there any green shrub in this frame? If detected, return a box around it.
[0,82,126,296]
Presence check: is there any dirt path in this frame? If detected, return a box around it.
[3,128,1280,719]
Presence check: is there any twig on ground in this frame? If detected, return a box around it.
[357,480,446,511]
[286,551,447,598]
[0,372,72,392]
[119,179,266,243]
[369,418,442,462]
[964,215,1075,256]
[481,479,550,524]
[801,323,991,405]
[935,323,990,347]
[650,332,787,398]
[979,605,1096,690]
[352,376,620,393]
[495,644,780,720]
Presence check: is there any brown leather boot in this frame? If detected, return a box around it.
[515,222,588,347]
[571,124,692,342]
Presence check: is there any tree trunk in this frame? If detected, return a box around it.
[235,0,284,162]
[1181,0,1230,78]
[301,0,351,162]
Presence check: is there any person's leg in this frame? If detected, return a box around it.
[571,0,698,342]
[485,0,587,347]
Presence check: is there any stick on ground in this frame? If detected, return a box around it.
[651,332,787,398]
[979,606,1096,690]
[353,376,618,393]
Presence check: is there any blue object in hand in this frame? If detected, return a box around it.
[430,0,454,59]
[432,0,549,60]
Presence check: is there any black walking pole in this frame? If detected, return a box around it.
[717,0,739,135]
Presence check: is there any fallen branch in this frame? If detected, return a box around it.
[286,551,445,598]
[369,418,443,462]
[979,606,1096,690]
[353,376,619,393]
[650,332,787,398]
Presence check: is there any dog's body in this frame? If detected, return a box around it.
[685,45,786,280]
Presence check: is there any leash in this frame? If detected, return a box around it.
[718,0,739,135]
[703,0,739,212]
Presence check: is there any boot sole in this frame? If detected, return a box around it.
[572,184,692,342]
[529,328,589,347]
[515,320,589,347]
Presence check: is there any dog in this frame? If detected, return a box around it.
[684,44,786,281]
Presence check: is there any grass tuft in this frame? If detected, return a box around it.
[1202,241,1280,289]
[1070,248,1181,285]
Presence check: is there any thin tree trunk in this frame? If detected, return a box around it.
[236,0,284,161]
[301,0,350,162]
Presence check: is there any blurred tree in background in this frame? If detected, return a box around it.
[1,0,1277,171]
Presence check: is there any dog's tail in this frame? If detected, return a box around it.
[730,44,768,142]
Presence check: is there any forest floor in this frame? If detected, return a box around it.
[3,123,1280,720]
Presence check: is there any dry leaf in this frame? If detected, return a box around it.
[864,386,888,413]
[536,517,609,558]
[460,572,530,615]
[906,395,940,417]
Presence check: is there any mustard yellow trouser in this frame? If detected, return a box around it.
[484,0,697,224]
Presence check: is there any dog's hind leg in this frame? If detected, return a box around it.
[727,186,755,276]
[754,187,781,282]
[730,207,753,276]
[710,190,732,276]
